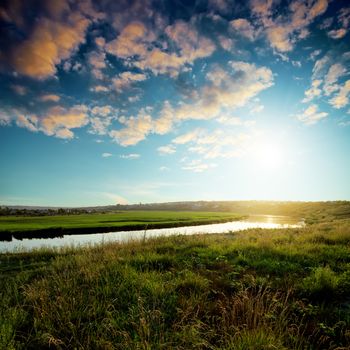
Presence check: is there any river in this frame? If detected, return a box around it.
[0,215,304,253]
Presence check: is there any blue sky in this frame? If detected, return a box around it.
[0,0,349,206]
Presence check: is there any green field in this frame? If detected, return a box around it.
[0,211,243,235]
[1,213,350,348]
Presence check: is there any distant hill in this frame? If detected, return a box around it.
[1,200,350,223]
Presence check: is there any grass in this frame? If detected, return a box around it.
[1,218,349,349]
[0,211,243,236]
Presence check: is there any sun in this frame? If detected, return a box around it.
[256,142,283,169]
[250,137,286,171]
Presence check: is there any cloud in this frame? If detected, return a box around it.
[218,35,234,51]
[312,55,330,78]
[91,106,112,117]
[158,145,176,155]
[182,159,217,173]
[39,94,61,102]
[329,80,350,109]
[106,20,215,77]
[108,61,273,147]
[309,49,322,61]
[102,153,113,158]
[0,110,11,126]
[16,114,38,133]
[172,128,250,160]
[302,56,349,105]
[152,101,174,135]
[296,104,328,124]
[89,117,112,135]
[230,18,255,40]
[13,105,89,139]
[159,166,170,171]
[328,28,347,39]
[327,7,350,40]
[323,63,347,96]
[90,85,109,93]
[120,153,140,159]
[11,85,27,96]
[172,129,201,144]
[109,112,153,146]
[88,106,114,135]
[40,105,89,138]
[106,22,152,59]
[251,0,329,53]
[302,79,323,103]
[11,12,90,79]
[88,51,106,79]
[112,71,147,92]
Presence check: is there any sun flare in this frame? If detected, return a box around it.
[251,139,285,170]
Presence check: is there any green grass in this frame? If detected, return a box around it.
[0,211,243,235]
[1,218,349,349]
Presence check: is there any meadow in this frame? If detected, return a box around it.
[0,211,243,237]
[1,213,349,349]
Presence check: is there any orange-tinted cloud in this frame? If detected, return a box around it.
[252,0,329,52]
[10,2,91,79]
[106,20,215,77]
[39,94,61,102]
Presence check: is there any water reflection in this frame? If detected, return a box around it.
[0,215,303,253]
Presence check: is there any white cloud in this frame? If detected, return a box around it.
[329,80,350,109]
[251,0,329,53]
[102,153,113,158]
[309,49,322,61]
[39,94,60,102]
[158,145,176,155]
[110,112,153,146]
[109,62,273,147]
[120,153,140,159]
[0,110,11,126]
[182,159,217,173]
[296,104,328,124]
[90,85,109,93]
[173,128,250,159]
[14,105,89,139]
[88,51,107,79]
[302,79,323,103]
[106,20,215,77]
[112,71,147,92]
[328,28,347,39]
[91,106,113,116]
[89,117,112,135]
[230,19,255,40]
[324,63,347,96]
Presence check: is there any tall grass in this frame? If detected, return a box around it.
[1,220,349,349]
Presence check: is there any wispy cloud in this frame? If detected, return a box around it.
[102,152,113,158]
[158,145,176,155]
[120,153,140,159]
[296,104,328,125]
[39,94,61,102]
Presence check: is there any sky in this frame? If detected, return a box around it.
[0,0,349,207]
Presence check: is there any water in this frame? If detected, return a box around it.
[0,215,304,253]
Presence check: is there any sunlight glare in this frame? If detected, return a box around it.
[251,138,285,171]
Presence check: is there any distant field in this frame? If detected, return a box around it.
[0,211,243,234]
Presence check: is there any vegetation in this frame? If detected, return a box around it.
[0,211,243,239]
[2,200,350,224]
[1,216,349,349]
